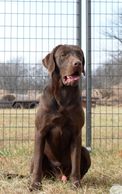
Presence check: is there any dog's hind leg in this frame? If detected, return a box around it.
[80,146,91,179]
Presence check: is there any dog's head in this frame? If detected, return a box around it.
[42,44,85,86]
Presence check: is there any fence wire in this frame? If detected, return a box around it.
[89,0,122,150]
[0,0,122,151]
[0,0,81,151]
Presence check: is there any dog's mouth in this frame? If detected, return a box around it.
[63,71,81,86]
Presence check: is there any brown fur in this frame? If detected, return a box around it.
[30,45,91,191]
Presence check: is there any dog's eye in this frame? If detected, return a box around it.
[61,53,66,58]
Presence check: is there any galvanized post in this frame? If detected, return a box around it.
[86,0,92,151]
[76,1,82,88]
[76,0,81,47]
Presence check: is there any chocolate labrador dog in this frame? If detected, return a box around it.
[30,45,91,191]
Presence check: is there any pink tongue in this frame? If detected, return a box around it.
[67,75,80,82]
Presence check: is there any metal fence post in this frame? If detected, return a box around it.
[76,0,81,47]
[76,1,82,89]
[86,0,92,150]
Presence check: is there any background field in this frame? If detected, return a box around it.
[0,106,122,194]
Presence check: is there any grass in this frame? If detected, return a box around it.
[91,106,122,150]
[0,148,122,194]
[0,106,122,193]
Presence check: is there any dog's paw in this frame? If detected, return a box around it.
[72,180,81,188]
[29,182,42,192]
[71,178,81,189]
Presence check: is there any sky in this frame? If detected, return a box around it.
[0,0,121,66]
[0,0,79,64]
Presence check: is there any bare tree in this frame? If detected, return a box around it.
[93,11,122,93]
[106,13,122,44]
[0,58,48,94]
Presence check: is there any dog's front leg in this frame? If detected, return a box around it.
[70,133,81,188]
[30,129,45,191]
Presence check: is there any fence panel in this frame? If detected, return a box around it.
[0,0,122,151]
[87,0,122,150]
[0,0,81,151]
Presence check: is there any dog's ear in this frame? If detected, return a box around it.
[81,50,85,76]
[42,45,62,74]
[42,52,55,74]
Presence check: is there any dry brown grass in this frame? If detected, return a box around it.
[0,148,122,194]
[0,106,122,193]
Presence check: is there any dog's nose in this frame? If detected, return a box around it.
[74,61,81,67]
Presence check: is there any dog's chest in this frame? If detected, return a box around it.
[47,125,73,151]
[48,109,82,142]
[47,92,83,143]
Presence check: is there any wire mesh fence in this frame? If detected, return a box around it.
[0,0,122,152]
[88,0,122,150]
[0,0,81,151]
